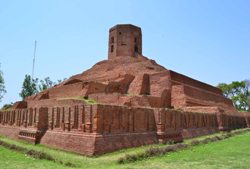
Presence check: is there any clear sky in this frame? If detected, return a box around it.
[0,0,249,107]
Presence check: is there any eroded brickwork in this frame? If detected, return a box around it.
[0,24,249,155]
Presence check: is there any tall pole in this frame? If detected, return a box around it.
[32,40,37,79]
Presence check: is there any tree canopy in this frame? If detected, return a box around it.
[39,77,56,91]
[19,75,38,100]
[0,69,6,102]
[19,75,64,100]
[218,80,250,112]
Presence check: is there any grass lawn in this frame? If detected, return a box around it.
[0,131,250,169]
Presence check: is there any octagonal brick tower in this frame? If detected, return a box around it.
[108,24,142,60]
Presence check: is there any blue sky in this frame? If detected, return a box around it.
[0,0,249,106]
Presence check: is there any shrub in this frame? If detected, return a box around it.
[26,150,55,161]
[146,147,161,156]
[176,143,188,149]
[9,144,27,152]
[209,137,219,142]
[166,140,175,145]
[65,162,77,167]
[117,157,125,164]
[190,140,201,146]
[214,136,223,140]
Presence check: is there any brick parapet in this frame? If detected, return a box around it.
[1,104,250,155]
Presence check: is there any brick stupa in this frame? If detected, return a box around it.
[0,24,249,155]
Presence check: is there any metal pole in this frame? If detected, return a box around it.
[32,40,37,79]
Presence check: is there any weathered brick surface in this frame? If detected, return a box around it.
[1,24,249,155]
[0,104,250,155]
[0,125,20,139]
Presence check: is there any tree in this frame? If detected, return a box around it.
[19,75,38,100]
[218,80,250,112]
[19,74,65,99]
[246,80,250,110]
[0,69,6,102]
[1,102,14,110]
[39,77,55,91]
[57,78,66,84]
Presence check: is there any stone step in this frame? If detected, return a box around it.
[18,129,39,144]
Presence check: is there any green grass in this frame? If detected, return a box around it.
[1,131,250,169]
[0,147,69,169]
[57,96,97,105]
[0,135,165,169]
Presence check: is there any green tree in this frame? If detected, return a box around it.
[218,80,250,112]
[57,78,66,84]
[20,75,65,99]
[1,102,14,110]
[0,69,6,102]
[39,77,55,91]
[19,75,38,100]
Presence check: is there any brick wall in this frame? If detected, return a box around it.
[1,105,250,155]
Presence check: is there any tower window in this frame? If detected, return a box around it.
[111,45,114,53]
[134,45,138,53]
[119,32,122,35]
[111,37,114,43]
[134,37,137,43]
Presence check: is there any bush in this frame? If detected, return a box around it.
[9,144,26,152]
[146,147,161,156]
[190,140,200,146]
[118,143,189,164]
[166,140,175,145]
[117,157,125,164]
[26,150,55,161]
[214,136,223,140]
[65,162,77,167]
[176,143,188,149]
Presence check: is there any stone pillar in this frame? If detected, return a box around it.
[81,106,86,132]
[35,108,39,128]
[85,105,92,133]
[0,111,2,124]
[155,109,166,143]
[8,111,12,125]
[53,107,57,128]
[64,107,71,131]
[91,105,99,133]
[37,107,48,131]
[57,107,62,129]
[27,108,31,126]
[14,110,17,126]
[13,110,16,125]
[4,111,6,124]
[18,110,21,126]
[48,108,54,130]
[156,109,183,143]
[24,109,28,128]
[70,106,75,130]
[78,105,84,131]
[61,107,65,130]
[33,108,37,127]
[217,112,227,131]
[17,110,21,126]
